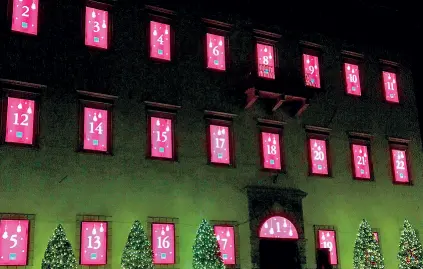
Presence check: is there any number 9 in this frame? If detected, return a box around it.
[308,66,314,74]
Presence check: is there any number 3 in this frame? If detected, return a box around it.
[93,21,100,32]
[10,235,18,248]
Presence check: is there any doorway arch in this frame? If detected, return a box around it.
[259,215,299,239]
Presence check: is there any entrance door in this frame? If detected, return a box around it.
[259,239,300,269]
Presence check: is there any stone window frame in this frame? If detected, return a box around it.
[372,228,381,249]
[75,214,113,269]
[348,131,375,181]
[147,216,179,269]
[0,213,35,268]
[388,136,412,186]
[209,220,241,269]
[305,125,332,178]
[314,225,339,269]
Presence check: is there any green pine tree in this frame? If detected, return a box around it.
[121,220,154,269]
[353,219,384,269]
[41,224,77,269]
[398,219,423,269]
[192,219,225,269]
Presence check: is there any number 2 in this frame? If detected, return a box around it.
[22,6,29,17]
[87,235,101,250]
[13,113,29,126]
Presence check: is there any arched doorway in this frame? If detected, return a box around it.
[258,216,301,269]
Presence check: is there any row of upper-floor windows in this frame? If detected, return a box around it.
[8,1,403,103]
[1,89,412,185]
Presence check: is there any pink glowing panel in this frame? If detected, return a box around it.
[391,149,409,183]
[150,21,171,61]
[83,107,108,152]
[85,7,109,49]
[5,97,35,145]
[214,226,235,265]
[259,216,298,239]
[0,220,29,266]
[383,71,399,103]
[152,223,175,264]
[151,117,173,159]
[352,144,371,179]
[303,54,320,88]
[318,230,338,265]
[80,222,107,265]
[209,125,230,164]
[206,33,226,71]
[309,139,329,175]
[261,132,281,170]
[257,43,275,79]
[11,0,39,35]
[345,63,361,96]
[373,232,379,242]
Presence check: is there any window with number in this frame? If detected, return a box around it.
[303,54,320,88]
[261,132,282,170]
[85,7,109,49]
[5,97,36,145]
[80,221,107,265]
[317,230,338,265]
[0,220,29,266]
[309,138,329,176]
[209,124,231,165]
[257,43,275,79]
[373,232,379,242]
[259,216,299,239]
[152,223,175,264]
[383,71,399,103]
[391,149,409,183]
[150,21,171,61]
[214,226,235,265]
[83,107,108,152]
[345,63,361,96]
[11,0,39,35]
[351,144,371,180]
[150,116,173,159]
[206,33,226,71]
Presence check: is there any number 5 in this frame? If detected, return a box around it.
[10,235,17,248]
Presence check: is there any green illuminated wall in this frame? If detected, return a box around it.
[0,2,420,269]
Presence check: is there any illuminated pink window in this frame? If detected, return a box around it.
[83,107,108,152]
[383,71,399,103]
[0,220,29,266]
[152,223,175,264]
[150,117,173,159]
[5,97,35,145]
[261,132,282,170]
[85,7,109,49]
[11,0,39,35]
[209,125,230,165]
[257,43,275,79]
[352,144,371,180]
[80,221,107,265]
[150,21,171,61]
[309,139,329,175]
[317,230,338,265]
[391,149,409,183]
[345,63,361,96]
[303,54,320,88]
[214,226,235,265]
[373,232,379,242]
[206,33,225,71]
[259,216,299,239]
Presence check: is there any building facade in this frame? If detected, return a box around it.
[0,1,421,269]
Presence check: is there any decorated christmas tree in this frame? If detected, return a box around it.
[121,220,154,269]
[398,219,423,269]
[353,219,384,269]
[41,224,77,269]
[192,219,225,269]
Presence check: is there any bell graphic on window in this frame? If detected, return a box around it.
[273,137,276,145]
[219,40,222,46]
[2,225,8,239]
[264,47,267,53]
[100,223,104,233]
[209,41,213,48]
[264,222,268,228]
[268,136,271,142]
[17,222,21,233]
[156,119,160,126]
[165,27,168,35]
[153,29,157,36]
[322,234,325,240]
[269,53,272,60]
[289,229,293,236]
[18,103,23,109]
[166,126,170,132]
[92,11,96,18]
[161,228,165,235]
[98,113,102,119]
[93,113,98,122]
[31,1,36,9]
[92,225,97,235]
[102,20,107,29]
[269,227,274,235]
[226,230,230,237]
[166,225,170,232]
[27,107,32,114]
[217,128,222,136]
